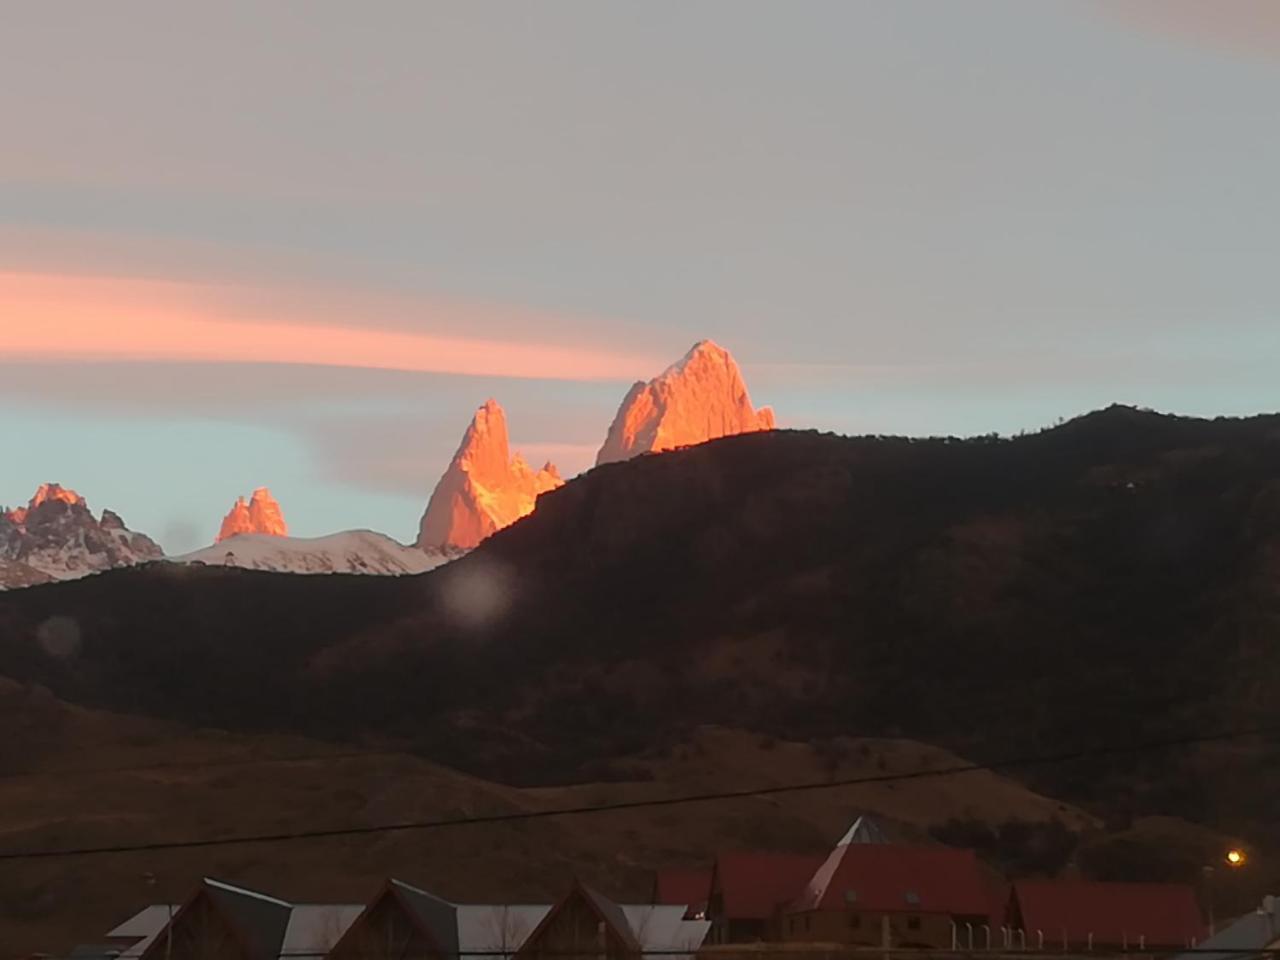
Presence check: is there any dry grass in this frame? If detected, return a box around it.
[0,685,1094,954]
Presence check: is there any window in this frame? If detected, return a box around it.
[907,916,921,931]
[905,891,921,905]
[804,915,811,932]
[844,889,858,904]
[789,918,797,935]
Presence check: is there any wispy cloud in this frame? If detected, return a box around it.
[1099,0,1280,62]
[1,271,659,382]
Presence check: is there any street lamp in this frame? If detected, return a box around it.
[1206,850,1250,935]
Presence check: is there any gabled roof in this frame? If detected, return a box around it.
[516,881,640,957]
[139,880,291,960]
[712,853,826,920]
[1011,880,1205,947]
[652,868,712,915]
[580,884,641,952]
[389,879,462,958]
[279,904,364,956]
[791,844,992,917]
[202,879,294,960]
[1172,900,1280,960]
[838,816,889,845]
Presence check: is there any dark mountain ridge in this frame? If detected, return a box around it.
[3,406,1280,842]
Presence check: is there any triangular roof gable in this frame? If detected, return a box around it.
[838,816,889,845]
[139,879,291,960]
[516,880,639,957]
[204,879,293,960]
[794,820,890,914]
[391,880,461,958]
[330,879,458,959]
[580,885,640,952]
[1172,900,1280,960]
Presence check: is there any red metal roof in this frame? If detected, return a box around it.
[1011,880,1205,948]
[654,868,713,913]
[714,853,826,920]
[791,844,994,918]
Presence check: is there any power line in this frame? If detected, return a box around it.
[0,721,1274,862]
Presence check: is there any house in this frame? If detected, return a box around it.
[328,880,460,960]
[704,816,895,944]
[85,877,708,960]
[706,852,826,943]
[1008,879,1205,950]
[1172,896,1280,960]
[516,881,709,960]
[651,867,712,919]
[103,883,364,960]
[781,839,997,949]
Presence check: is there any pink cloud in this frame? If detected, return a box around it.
[1100,0,1280,61]
[1,271,659,382]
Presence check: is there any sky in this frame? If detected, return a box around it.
[2,1,1279,551]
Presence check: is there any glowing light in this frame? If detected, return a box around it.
[1226,849,1246,867]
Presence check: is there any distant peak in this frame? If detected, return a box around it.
[684,338,726,358]
[29,483,86,511]
[216,488,288,543]
[596,339,775,466]
[4,483,88,525]
[416,399,564,551]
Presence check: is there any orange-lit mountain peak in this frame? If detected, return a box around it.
[4,483,88,526]
[596,340,775,466]
[29,483,86,510]
[216,488,288,543]
[416,400,564,551]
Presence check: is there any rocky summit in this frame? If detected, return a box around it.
[416,399,563,550]
[216,487,289,542]
[0,483,163,587]
[596,339,775,466]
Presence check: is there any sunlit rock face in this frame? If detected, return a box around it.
[0,483,163,588]
[596,339,775,466]
[4,482,85,527]
[417,399,563,551]
[216,488,289,542]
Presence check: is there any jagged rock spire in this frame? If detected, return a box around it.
[596,340,775,466]
[416,399,562,551]
[216,488,288,543]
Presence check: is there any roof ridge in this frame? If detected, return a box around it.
[203,877,293,908]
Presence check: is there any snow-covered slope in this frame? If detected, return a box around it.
[172,530,454,576]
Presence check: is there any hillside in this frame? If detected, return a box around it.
[2,407,1280,864]
[0,681,1096,954]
